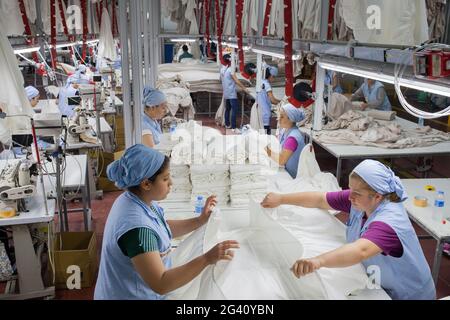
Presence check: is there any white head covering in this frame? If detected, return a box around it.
[25,86,39,100]
[353,160,407,201]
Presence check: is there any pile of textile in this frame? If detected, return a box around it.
[229,164,271,208]
[166,164,192,202]
[157,78,195,119]
[190,164,230,206]
[158,62,223,93]
[154,132,180,157]
[315,110,450,149]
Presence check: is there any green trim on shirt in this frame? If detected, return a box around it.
[118,227,159,258]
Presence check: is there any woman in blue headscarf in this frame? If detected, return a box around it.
[261,159,435,300]
[257,65,281,135]
[95,145,239,300]
[141,86,168,148]
[265,103,306,179]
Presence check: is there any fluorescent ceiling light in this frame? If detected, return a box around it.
[53,42,78,49]
[13,46,41,54]
[319,61,450,97]
[252,48,302,60]
[170,38,196,42]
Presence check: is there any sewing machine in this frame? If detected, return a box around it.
[65,107,97,144]
[0,159,36,212]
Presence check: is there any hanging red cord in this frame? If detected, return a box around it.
[236,0,254,79]
[111,0,118,37]
[17,0,39,63]
[81,0,89,61]
[327,0,336,40]
[215,0,228,65]
[50,0,58,69]
[262,0,272,36]
[205,0,211,57]
[283,0,293,98]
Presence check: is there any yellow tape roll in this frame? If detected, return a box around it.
[0,207,16,218]
[413,196,428,207]
[424,185,435,192]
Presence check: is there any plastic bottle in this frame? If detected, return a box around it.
[195,195,204,215]
[169,120,177,133]
[433,191,445,222]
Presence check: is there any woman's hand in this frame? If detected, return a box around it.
[360,102,368,110]
[198,195,217,225]
[291,258,321,278]
[204,240,240,264]
[261,193,282,208]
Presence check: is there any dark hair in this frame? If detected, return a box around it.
[223,54,231,64]
[128,156,170,193]
[182,45,189,52]
[265,68,271,79]
[349,172,402,203]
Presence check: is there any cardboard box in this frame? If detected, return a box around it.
[98,176,121,192]
[101,150,125,177]
[53,232,98,289]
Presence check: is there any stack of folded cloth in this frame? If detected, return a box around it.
[155,133,180,157]
[225,135,248,164]
[166,164,192,202]
[190,164,230,205]
[229,163,269,208]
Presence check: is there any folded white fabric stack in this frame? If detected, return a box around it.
[225,135,248,164]
[166,164,192,202]
[154,133,180,157]
[190,164,230,205]
[229,163,270,208]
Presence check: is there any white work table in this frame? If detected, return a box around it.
[0,160,56,300]
[401,178,450,284]
[300,116,450,182]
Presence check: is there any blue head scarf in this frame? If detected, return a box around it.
[282,103,305,123]
[107,144,166,189]
[25,86,39,100]
[353,159,407,201]
[267,66,278,77]
[142,86,166,108]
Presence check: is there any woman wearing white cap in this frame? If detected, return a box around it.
[265,103,306,179]
[261,159,435,300]
[25,86,40,108]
